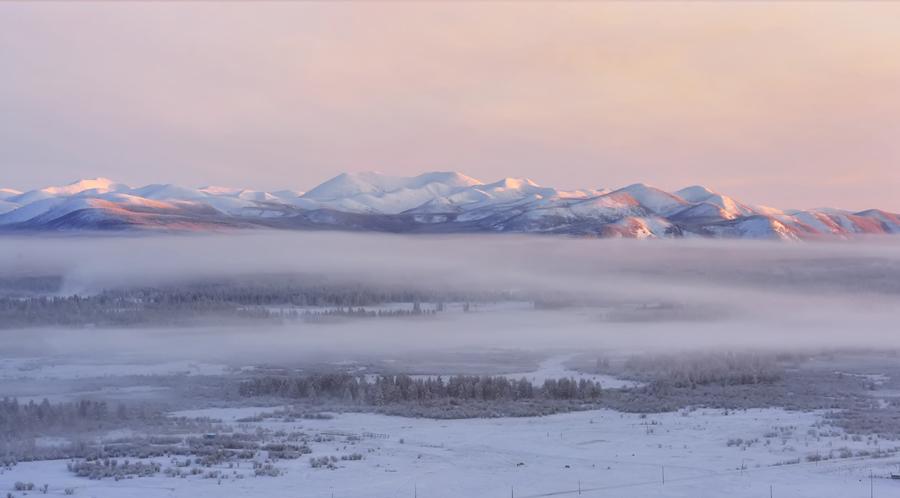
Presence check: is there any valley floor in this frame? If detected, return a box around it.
[3,406,899,498]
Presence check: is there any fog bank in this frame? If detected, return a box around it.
[1,232,899,359]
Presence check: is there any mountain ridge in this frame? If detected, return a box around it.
[1,172,897,240]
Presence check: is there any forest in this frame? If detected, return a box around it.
[0,275,489,328]
[238,372,604,405]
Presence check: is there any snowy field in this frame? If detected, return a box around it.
[2,350,900,498]
[3,407,899,498]
[2,304,900,498]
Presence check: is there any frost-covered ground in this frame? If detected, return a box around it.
[3,329,900,497]
[3,407,900,498]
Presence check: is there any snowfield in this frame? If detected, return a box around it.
[2,407,899,498]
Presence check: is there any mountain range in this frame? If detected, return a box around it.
[1,172,898,240]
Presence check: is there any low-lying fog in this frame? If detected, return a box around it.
[2,232,900,364]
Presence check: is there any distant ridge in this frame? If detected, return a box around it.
[1,172,898,240]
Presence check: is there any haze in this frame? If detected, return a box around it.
[4,233,900,358]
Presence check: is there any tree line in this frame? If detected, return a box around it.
[620,352,783,388]
[0,398,150,438]
[238,373,603,405]
[0,277,511,328]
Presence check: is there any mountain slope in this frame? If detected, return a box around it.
[1,173,897,240]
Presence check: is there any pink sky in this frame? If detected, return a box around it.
[1,2,899,211]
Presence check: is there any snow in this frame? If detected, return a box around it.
[3,407,898,498]
[566,194,645,219]
[41,177,124,196]
[610,216,673,239]
[25,197,112,224]
[706,194,754,217]
[674,186,754,218]
[196,196,259,216]
[466,178,555,205]
[2,172,898,239]
[791,211,845,236]
[612,184,688,215]
[0,197,67,224]
[674,185,716,203]
[303,171,481,202]
[673,201,733,221]
[270,189,303,200]
[297,172,486,214]
[556,188,608,199]
[0,199,19,214]
[6,189,57,205]
[98,193,178,210]
[128,184,208,201]
[727,217,799,241]
[198,185,243,196]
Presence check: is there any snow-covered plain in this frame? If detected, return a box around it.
[2,349,900,498]
[3,407,899,498]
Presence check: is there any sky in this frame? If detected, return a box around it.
[1,2,899,211]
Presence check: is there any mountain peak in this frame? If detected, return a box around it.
[675,185,716,202]
[304,171,482,201]
[611,183,687,215]
[486,177,540,190]
[43,177,124,196]
[1,172,897,240]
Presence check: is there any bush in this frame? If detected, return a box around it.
[309,456,338,469]
[68,459,161,480]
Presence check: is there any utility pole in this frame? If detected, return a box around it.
[870,470,874,498]
[661,465,665,484]
[769,484,773,498]
[414,483,417,498]
[578,480,581,495]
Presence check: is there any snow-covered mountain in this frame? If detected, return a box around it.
[1,173,898,240]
